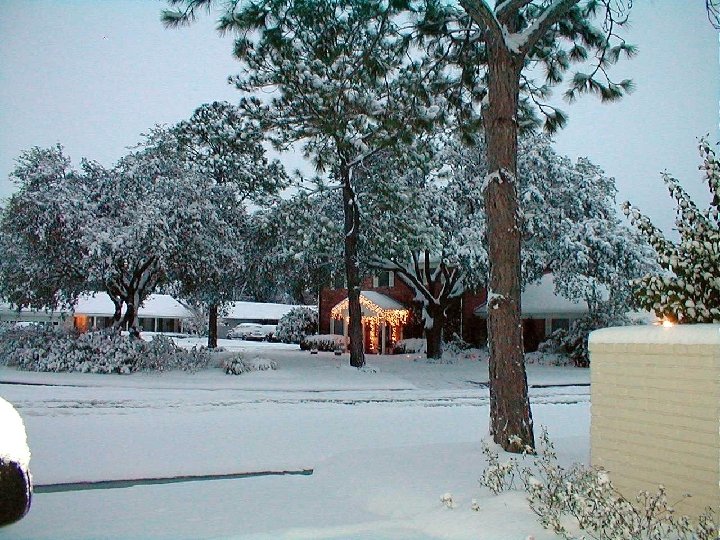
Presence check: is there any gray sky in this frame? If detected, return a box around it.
[1,0,718,235]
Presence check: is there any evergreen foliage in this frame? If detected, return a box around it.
[368,133,651,357]
[164,0,446,368]
[623,138,720,323]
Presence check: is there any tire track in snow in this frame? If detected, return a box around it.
[10,386,589,416]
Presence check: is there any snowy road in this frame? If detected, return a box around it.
[0,352,590,539]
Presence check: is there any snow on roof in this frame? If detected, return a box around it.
[223,301,312,321]
[475,274,588,316]
[74,293,193,318]
[359,291,406,311]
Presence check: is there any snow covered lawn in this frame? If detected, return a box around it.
[0,342,590,539]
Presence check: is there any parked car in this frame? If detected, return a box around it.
[243,331,267,341]
[226,323,276,341]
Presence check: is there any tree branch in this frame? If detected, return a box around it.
[519,0,581,56]
[459,0,503,42]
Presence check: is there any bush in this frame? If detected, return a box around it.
[538,311,634,367]
[274,307,318,343]
[0,324,209,374]
[479,429,718,539]
[299,334,347,352]
[223,355,277,375]
[392,338,426,354]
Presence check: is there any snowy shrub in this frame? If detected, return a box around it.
[223,355,277,375]
[624,138,720,323]
[299,334,347,352]
[538,311,634,367]
[479,440,528,494]
[274,306,318,343]
[442,334,472,357]
[479,429,718,539]
[0,325,209,374]
[392,338,426,354]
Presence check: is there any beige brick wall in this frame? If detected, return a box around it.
[589,325,720,518]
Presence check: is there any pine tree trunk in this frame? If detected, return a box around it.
[207,303,218,349]
[483,42,534,452]
[342,166,365,368]
[425,303,445,360]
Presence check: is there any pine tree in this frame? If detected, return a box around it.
[623,138,720,323]
[416,0,636,452]
[163,0,444,368]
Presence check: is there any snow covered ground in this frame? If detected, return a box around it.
[0,341,590,539]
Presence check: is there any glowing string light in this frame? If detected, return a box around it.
[331,294,409,352]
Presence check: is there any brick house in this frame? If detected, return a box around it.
[319,272,589,354]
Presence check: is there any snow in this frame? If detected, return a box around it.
[0,343,591,539]
[476,274,588,316]
[590,323,720,345]
[520,275,588,315]
[223,301,312,322]
[357,291,406,310]
[73,293,193,319]
[0,396,31,470]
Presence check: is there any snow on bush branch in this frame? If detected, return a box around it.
[0,324,210,374]
[479,429,717,539]
[275,307,318,344]
[623,138,720,323]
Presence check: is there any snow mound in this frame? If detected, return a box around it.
[0,397,30,470]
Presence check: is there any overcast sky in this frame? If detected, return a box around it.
[1,0,718,235]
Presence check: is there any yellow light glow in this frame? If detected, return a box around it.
[331,294,409,352]
[662,319,675,328]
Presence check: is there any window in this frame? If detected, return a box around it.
[332,273,346,289]
[373,271,394,288]
[332,318,344,335]
[140,318,155,332]
[159,318,176,333]
[551,318,570,333]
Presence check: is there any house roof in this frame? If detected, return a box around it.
[330,291,409,320]
[74,293,193,318]
[358,291,406,311]
[223,301,313,321]
[475,274,588,317]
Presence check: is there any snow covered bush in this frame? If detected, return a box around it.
[0,397,32,526]
[538,311,634,367]
[479,429,718,539]
[0,325,209,374]
[624,138,720,323]
[274,307,318,344]
[223,356,277,375]
[392,338,426,354]
[299,334,347,352]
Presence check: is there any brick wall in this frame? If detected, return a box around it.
[589,325,720,518]
[318,274,420,335]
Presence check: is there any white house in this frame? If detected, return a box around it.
[219,301,315,338]
[72,293,193,333]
